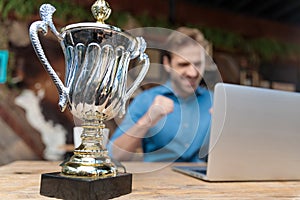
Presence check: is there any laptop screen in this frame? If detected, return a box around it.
[185,83,300,181]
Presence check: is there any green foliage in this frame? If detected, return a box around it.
[201,27,245,52]
[198,26,300,61]
[0,0,35,19]
[135,12,172,28]
[48,1,91,22]
[1,0,300,61]
[0,0,91,22]
[108,12,132,28]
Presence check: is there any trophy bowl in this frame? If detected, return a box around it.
[29,1,149,199]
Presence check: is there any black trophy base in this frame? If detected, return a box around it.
[40,172,132,200]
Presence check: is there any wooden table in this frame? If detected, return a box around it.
[0,161,300,199]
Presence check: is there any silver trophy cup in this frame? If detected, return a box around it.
[29,2,149,178]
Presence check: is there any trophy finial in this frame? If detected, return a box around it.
[91,0,112,24]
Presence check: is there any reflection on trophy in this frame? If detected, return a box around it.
[29,0,149,199]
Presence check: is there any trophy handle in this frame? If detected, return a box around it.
[124,38,150,101]
[29,4,69,112]
[119,37,149,116]
[125,54,149,99]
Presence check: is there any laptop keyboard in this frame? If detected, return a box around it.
[187,166,207,174]
[192,168,207,174]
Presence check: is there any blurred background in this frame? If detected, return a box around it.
[1,0,300,165]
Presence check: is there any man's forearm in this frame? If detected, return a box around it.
[111,95,174,161]
[111,114,152,161]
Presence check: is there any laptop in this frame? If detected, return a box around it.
[172,83,300,181]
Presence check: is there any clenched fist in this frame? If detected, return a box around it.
[138,95,174,127]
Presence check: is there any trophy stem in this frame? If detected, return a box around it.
[61,118,117,178]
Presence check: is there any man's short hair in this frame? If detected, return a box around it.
[162,27,211,61]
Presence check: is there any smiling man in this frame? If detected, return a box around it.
[109,27,214,162]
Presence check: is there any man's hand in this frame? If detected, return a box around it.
[138,95,174,127]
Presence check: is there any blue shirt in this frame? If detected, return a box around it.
[109,81,213,162]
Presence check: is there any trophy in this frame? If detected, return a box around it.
[29,1,149,199]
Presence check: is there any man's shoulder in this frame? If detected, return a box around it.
[138,84,171,97]
[199,85,214,94]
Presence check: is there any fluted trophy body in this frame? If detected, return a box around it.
[29,4,149,178]
[62,24,147,121]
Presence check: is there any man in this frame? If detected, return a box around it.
[108,27,213,162]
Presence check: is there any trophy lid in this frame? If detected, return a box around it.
[62,0,122,33]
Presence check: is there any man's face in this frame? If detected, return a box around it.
[164,44,206,98]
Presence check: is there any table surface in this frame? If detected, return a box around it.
[1,161,300,199]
